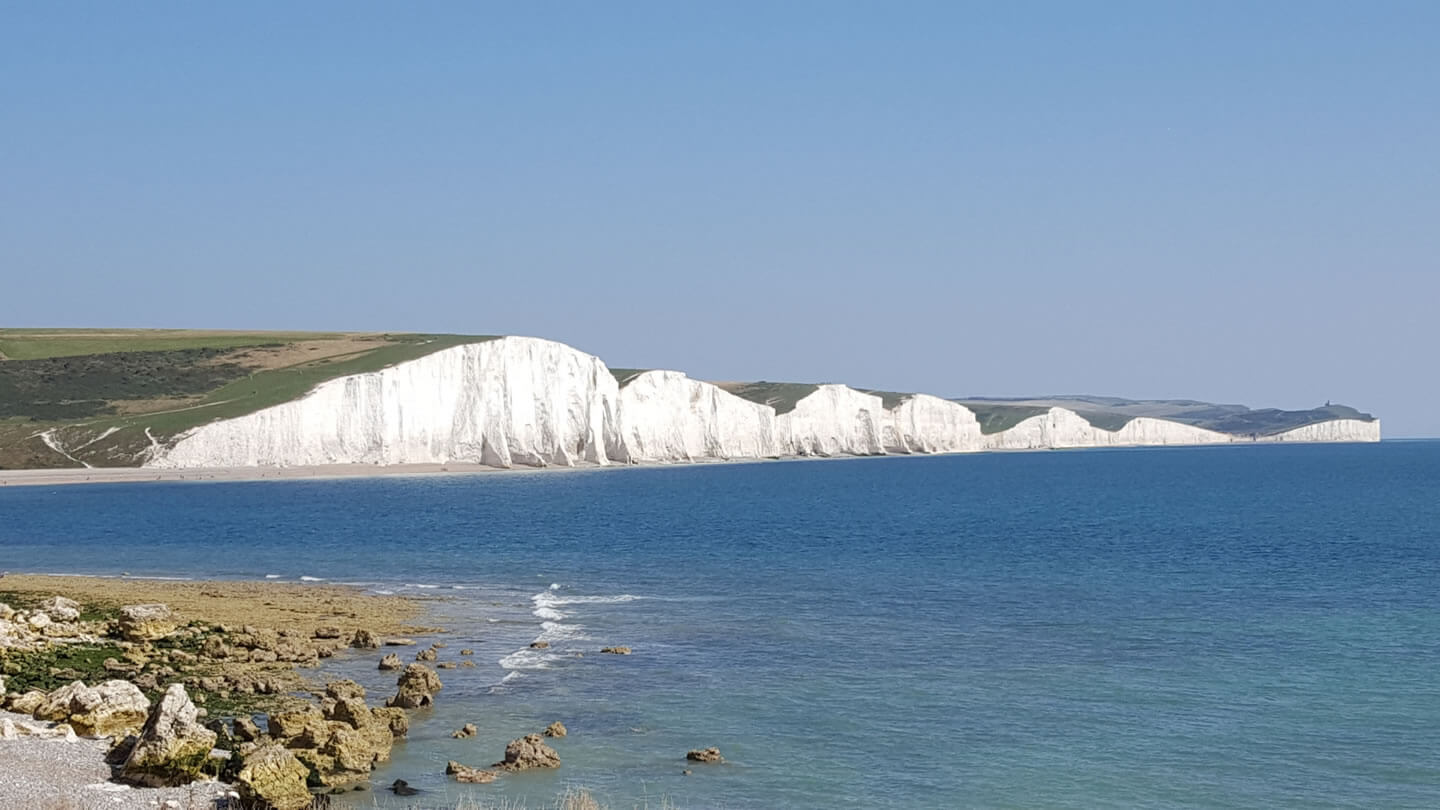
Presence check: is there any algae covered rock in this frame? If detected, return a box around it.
[236,743,313,810]
[378,652,403,670]
[120,684,218,786]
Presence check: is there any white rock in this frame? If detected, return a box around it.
[39,596,81,622]
[612,371,779,462]
[776,385,886,457]
[153,337,621,469]
[885,394,984,454]
[1260,419,1381,443]
[144,336,1381,470]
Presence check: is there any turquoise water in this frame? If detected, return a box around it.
[3,443,1439,808]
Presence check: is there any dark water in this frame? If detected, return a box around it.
[3,443,1439,808]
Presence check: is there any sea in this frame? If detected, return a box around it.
[3,442,1439,809]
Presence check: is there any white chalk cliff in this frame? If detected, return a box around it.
[149,336,1381,470]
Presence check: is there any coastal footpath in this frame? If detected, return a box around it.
[146,336,1380,471]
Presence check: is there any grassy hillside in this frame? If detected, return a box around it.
[717,381,821,415]
[0,329,495,469]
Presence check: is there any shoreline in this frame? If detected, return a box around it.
[0,439,1394,489]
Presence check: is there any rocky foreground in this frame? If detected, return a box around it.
[0,578,450,808]
[0,576,724,809]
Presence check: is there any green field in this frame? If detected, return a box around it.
[0,329,495,468]
[719,381,821,415]
[610,368,652,386]
[0,329,342,360]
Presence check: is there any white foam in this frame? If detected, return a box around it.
[299,576,324,582]
[501,671,525,683]
[549,583,562,590]
[537,621,587,642]
[541,593,645,606]
[533,606,565,621]
[499,648,559,670]
[407,583,440,590]
[264,574,281,579]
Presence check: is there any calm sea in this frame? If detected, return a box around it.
[3,443,1439,809]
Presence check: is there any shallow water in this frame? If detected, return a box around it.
[4,443,1439,808]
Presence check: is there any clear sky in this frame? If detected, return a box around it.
[2,2,1436,436]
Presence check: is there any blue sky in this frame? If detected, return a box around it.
[2,2,1436,436]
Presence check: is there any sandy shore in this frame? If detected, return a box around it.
[0,574,430,638]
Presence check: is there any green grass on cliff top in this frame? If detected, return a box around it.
[0,329,495,468]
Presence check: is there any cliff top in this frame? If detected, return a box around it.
[0,329,495,468]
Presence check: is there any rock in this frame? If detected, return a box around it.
[313,626,344,639]
[235,743,313,810]
[27,612,52,629]
[384,637,416,646]
[118,604,178,641]
[600,646,632,655]
[432,642,447,649]
[378,653,403,670]
[351,629,380,649]
[0,718,17,740]
[250,648,279,663]
[371,706,411,737]
[39,596,81,622]
[415,647,437,661]
[451,723,477,739]
[492,734,561,771]
[437,662,456,669]
[104,657,140,674]
[390,779,419,796]
[63,680,151,737]
[460,648,474,655]
[447,760,499,783]
[386,663,442,709]
[8,690,46,714]
[372,707,409,738]
[461,661,477,668]
[0,603,13,620]
[233,715,262,742]
[530,641,550,649]
[683,768,692,775]
[267,705,328,747]
[543,721,567,738]
[120,684,219,786]
[325,680,366,701]
[686,747,724,763]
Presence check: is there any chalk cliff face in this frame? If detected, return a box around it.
[1263,419,1382,443]
[775,385,886,457]
[885,395,984,454]
[611,370,779,463]
[986,408,1235,451]
[149,336,1381,470]
[155,337,620,469]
